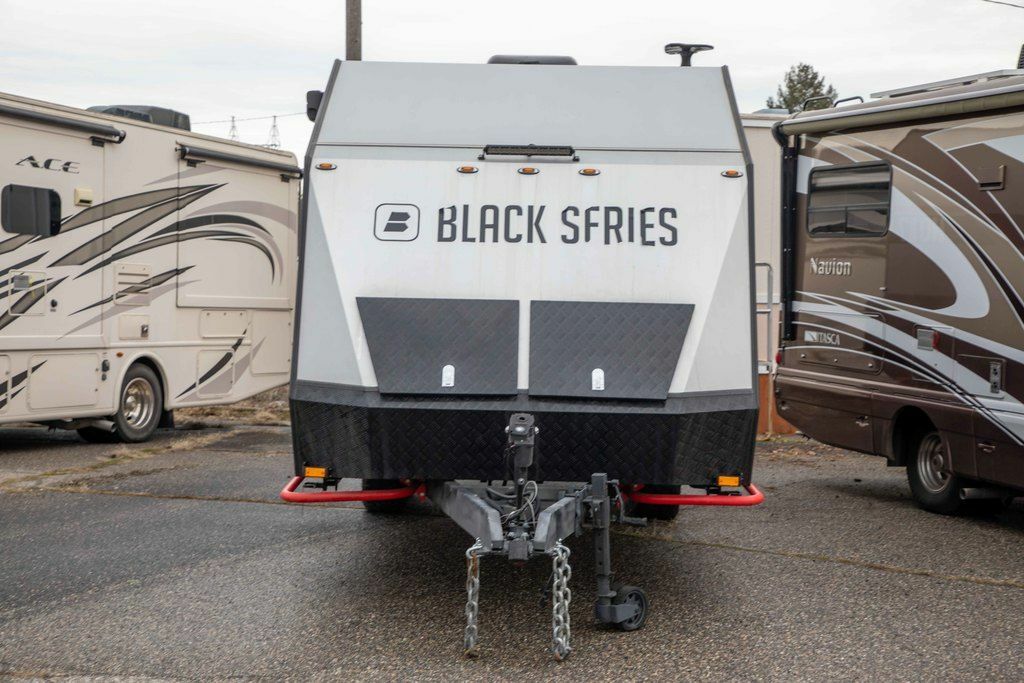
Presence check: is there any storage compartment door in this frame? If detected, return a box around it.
[357,297,518,395]
[528,301,693,400]
[27,353,99,410]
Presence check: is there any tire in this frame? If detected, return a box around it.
[611,585,649,632]
[627,484,680,521]
[906,430,963,515]
[362,479,410,514]
[77,426,119,443]
[78,364,163,444]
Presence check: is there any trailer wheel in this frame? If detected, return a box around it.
[77,426,118,443]
[627,484,680,521]
[361,479,410,514]
[611,585,649,632]
[907,430,963,515]
[79,364,163,444]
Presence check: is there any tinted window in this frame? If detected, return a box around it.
[807,163,891,237]
[1,184,62,237]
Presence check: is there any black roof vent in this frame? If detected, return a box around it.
[488,55,577,65]
[87,105,191,131]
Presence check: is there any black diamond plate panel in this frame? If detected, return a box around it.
[291,399,756,485]
[357,297,518,395]
[673,409,757,483]
[529,301,694,400]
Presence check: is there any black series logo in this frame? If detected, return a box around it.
[374,204,420,241]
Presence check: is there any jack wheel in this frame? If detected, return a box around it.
[611,585,649,632]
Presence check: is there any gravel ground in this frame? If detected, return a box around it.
[0,420,1022,681]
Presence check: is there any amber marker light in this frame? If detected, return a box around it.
[579,168,600,176]
[518,167,539,175]
[717,475,741,487]
[457,165,479,174]
[316,162,337,171]
[721,169,743,178]
[304,466,328,478]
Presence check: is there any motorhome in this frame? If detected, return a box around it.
[773,65,1024,513]
[0,94,299,442]
[284,51,763,657]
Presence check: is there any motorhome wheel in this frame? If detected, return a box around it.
[79,364,163,444]
[906,431,963,515]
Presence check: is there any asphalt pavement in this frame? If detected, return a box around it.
[0,424,1022,681]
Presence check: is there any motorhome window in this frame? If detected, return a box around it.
[1,184,61,237]
[807,163,891,237]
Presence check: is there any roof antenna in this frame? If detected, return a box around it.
[664,43,714,67]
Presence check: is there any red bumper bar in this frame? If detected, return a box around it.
[623,484,764,507]
[279,476,421,503]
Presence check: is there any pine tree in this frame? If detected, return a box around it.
[766,63,838,112]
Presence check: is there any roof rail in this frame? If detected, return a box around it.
[871,69,1024,99]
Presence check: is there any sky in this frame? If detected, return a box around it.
[3,0,1023,158]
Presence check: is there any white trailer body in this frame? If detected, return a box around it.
[292,60,757,486]
[0,93,299,439]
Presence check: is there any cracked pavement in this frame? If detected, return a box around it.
[1,424,1022,681]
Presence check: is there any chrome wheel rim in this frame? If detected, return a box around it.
[122,377,155,429]
[916,433,950,494]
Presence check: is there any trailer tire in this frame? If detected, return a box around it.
[361,479,410,514]
[79,364,164,444]
[627,484,680,521]
[77,426,119,443]
[907,430,963,515]
[611,585,649,631]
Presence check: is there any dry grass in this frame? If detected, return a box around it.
[175,386,290,427]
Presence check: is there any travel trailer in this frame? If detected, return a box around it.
[284,50,763,659]
[773,65,1024,513]
[0,94,299,442]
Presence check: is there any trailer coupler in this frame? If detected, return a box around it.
[431,413,766,660]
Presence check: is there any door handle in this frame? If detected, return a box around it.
[978,441,996,454]
[855,416,870,428]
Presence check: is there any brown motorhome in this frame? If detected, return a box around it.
[773,63,1024,513]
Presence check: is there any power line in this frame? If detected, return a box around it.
[980,0,1024,8]
[192,111,305,125]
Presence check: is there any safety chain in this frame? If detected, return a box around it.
[550,540,572,661]
[464,539,484,656]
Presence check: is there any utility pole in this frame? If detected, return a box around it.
[346,0,361,61]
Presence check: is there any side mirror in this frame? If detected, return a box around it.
[306,90,324,123]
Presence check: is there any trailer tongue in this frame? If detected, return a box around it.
[282,413,763,659]
[285,50,763,659]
